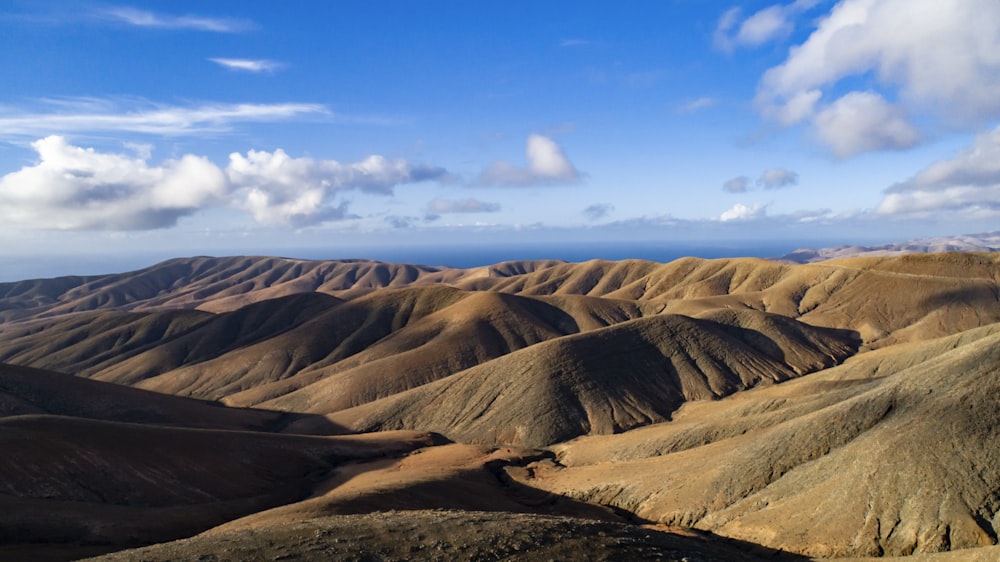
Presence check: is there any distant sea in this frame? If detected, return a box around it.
[294,241,813,269]
[0,240,839,283]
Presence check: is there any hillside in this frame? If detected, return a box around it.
[0,253,998,560]
[515,324,1000,557]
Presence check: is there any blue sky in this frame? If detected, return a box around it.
[2,0,1000,277]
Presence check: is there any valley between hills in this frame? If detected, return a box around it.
[0,253,998,561]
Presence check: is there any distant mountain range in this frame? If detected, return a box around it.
[778,231,1000,263]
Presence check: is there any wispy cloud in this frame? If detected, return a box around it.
[714,0,819,52]
[0,99,328,137]
[723,168,799,192]
[876,124,1000,220]
[582,203,614,221]
[209,58,283,73]
[102,6,255,33]
[678,97,715,114]
[559,39,590,48]
[426,198,501,215]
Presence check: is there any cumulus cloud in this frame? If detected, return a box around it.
[756,0,1000,154]
[757,168,799,189]
[101,7,255,32]
[228,149,447,226]
[0,99,327,138]
[723,176,751,193]
[0,136,227,230]
[209,58,282,73]
[0,136,448,230]
[715,0,819,52]
[478,134,581,186]
[813,91,921,157]
[719,202,766,222]
[876,125,1000,218]
[582,203,614,221]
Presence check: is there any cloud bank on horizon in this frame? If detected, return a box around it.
[1,0,999,259]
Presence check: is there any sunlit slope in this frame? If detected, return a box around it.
[516,324,1000,557]
[473,254,1000,347]
[325,310,858,447]
[0,292,341,379]
[94,287,647,410]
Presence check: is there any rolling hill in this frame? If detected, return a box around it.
[0,252,998,560]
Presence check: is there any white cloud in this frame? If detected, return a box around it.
[737,6,793,45]
[876,125,1000,218]
[813,91,921,158]
[719,202,766,222]
[478,134,581,186]
[715,1,819,52]
[756,0,1000,154]
[757,168,799,189]
[102,7,255,32]
[582,203,614,221]
[678,97,715,114]
[0,99,328,138]
[209,58,283,73]
[0,137,449,231]
[0,136,227,230]
[766,89,821,126]
[228,149,447,226]
[723,176,751,193]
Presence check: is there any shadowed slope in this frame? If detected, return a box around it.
[0,363,285,431]
[0,414,435,558]
[0,362,438,560]
[82,510,785,562]
[325,310,858,447]
[518,324,1000,557]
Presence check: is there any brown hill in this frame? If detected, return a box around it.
[471,254,1000,348]
[323,309,858,447]
[0,414,434,560]
[85,287,646,412]
[81,510,786,562]
[19,292,342,384]
[0,255,564,321]
[1,252,999,560]
[0,362,287,431]
[513,323,1000,557]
